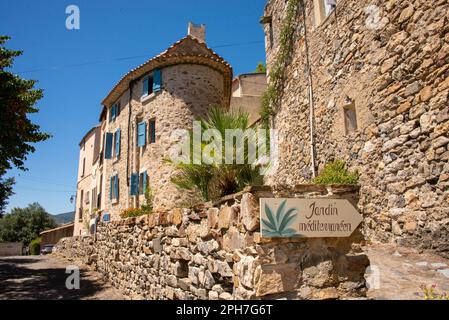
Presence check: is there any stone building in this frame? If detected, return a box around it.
[261,0,449,255]
[230,73,267,125]
[84,24,233,221]
[74,125,101,236]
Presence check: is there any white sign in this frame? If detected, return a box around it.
[260,198,362,238]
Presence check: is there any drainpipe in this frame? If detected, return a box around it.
[126,81,134,187]
[301,0,317,178]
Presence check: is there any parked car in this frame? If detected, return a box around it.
[40,244,54,255]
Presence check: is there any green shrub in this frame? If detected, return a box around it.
[140,186,154,213]
[313,160,359,185]
[120,208,146,219]
[29,237,41,255]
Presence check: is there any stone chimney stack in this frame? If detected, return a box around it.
[188,22,206,43]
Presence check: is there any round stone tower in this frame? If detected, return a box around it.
[100,26,232,217]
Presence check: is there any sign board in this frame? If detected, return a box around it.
[260,198,362,238]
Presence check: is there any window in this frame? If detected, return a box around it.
[142,69,162,98]
[97,175,102,209]
[130,171,148,196]
[109,103,120,123]
[142,75,154,97]
[324,0,336,17]
[110,174,119,200]
[260,15,273,49]
[343,99,358,134]
[314,0,336,26]
[149,119,156,144]
[85,191,90,204]
[79,190,84,220]
[92,187,97,209]
[81,158,85,177]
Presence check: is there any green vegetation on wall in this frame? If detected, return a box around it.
[313,160,359,185]
[260,0,301,126]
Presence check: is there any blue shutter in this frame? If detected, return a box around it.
[149,120,156,143]
[109,176,113,200]
[105,133,113,159]
[115,129,121,157]
[114,175,119,199]
[130,173,139,196]
[137,122,147,147]
[142,76,149,97]
[142,171,148,194]
[153,69,161,92]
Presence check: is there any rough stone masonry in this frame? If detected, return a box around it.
[55,186,369,300]
[262,0,449,257]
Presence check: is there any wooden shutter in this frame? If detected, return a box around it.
[109,176,113,200]
[153,69,161,92]
[130,173,139,196]
[115,129,121,157]
[142,171,148,194]
[105,133,113,159]
[137,122,147,147]
[113,175,119,199]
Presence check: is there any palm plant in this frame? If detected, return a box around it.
[170,107,264,201]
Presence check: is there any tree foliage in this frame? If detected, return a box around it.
[0,176,14,217]
[0,202,56,245]
[0,36,51,213]
[254,62,267,73]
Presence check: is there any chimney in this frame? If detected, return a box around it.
[188,22,206,43]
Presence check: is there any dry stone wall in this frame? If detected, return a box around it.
[55,186,369,300]
[263,0,449,256]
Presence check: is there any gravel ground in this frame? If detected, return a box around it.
[0,255,123,300]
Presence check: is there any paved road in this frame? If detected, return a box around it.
[0,255,123,300]
[1,245,449,300]
[366,243,449,300]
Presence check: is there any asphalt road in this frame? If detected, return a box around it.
[0,255,123,300]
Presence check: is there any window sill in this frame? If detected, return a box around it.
[111,198,118,205]
[140,92,156,103]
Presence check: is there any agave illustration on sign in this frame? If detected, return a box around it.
[262,200,299,237]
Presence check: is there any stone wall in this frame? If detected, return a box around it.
[55,186,369,300]
[263,0,449,256]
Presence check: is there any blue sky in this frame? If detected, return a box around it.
[1,0,267,215]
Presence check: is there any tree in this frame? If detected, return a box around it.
[0,36,50,211]
[0,202,56,245]
[254,62,267,73]
[0,177,14,218]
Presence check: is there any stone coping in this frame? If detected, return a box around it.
[104,184,360,228]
